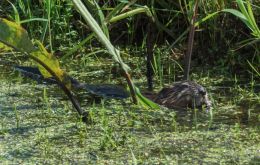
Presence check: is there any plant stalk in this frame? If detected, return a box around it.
[28,54,87,122]
[184,0,199,80]
[72,0,137,104]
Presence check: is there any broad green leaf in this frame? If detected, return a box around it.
[0,18,35,52]
[31,41,62,78]
[0,18,71,89]
[31,41,71,89]
[0,18,81,114]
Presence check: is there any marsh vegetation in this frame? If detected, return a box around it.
[0,0,259,164]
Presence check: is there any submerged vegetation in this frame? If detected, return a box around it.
[0,0,259,164]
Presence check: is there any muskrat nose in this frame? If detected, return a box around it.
[198,87,206,95]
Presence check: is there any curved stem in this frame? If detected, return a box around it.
[28,54,87,121]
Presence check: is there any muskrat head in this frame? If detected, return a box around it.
[194,85,212,111]
[197,85,207,95]
[153,81,212,111]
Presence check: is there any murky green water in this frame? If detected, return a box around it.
[0,62,259,164]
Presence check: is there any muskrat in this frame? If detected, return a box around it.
[143,81,212,111]
[15,66,211,110]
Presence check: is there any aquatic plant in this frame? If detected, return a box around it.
[0,18,86,121]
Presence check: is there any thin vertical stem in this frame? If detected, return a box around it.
[184,0,199,80]
[146,22,156,91]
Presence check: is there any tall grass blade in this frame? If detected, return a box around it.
[72,0,129,70]
[61,33,95,60]
[246,1,260,37]
[223,0,260,39]
[222,9,253,31]
[105,3,125,22]
[93,0,109,38]
[109,6,152,23]
[247,60,260,77]
[8,1,20,24]
[72,0,159,108]
[20,18,48,24]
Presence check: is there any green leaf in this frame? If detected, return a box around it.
[109,6,152,23]
[20,18,48,24]
[72,0,130,71]
[222,9,253,31]
[0,18,82,115]
[93,0,109,38]
[236,0,250,19]
[247,60,260,77]
[8,1,20,24]
[135,87,160,109]
[195,11,220,27]
[30,41,71,88]
[105,3,126,22]
[31,41,61,78]
[246,1,260,37]
[0,18,71,89]
[72,0,160,107]
[0,18,35,52]
[222,9,247,22]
